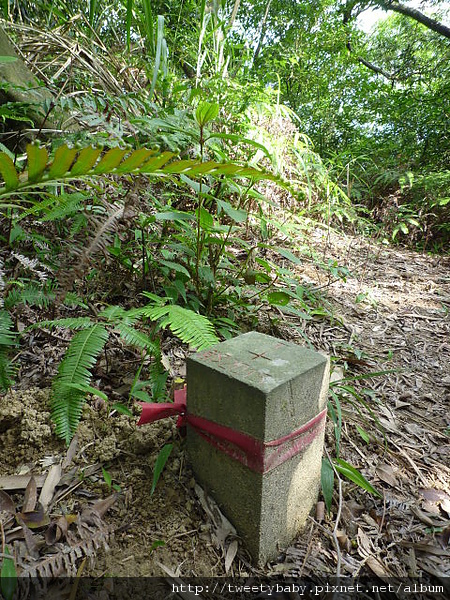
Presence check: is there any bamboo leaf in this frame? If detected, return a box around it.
[149,15,165,98]
[126,0,133,50]
[217,199,247,223]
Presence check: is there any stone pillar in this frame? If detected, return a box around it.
[186,331,329,565]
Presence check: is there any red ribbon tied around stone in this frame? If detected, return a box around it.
[138,388,326,474]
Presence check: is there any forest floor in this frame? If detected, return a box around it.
[1,228,449,597]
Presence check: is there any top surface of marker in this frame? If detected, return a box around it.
[192,331,327,393]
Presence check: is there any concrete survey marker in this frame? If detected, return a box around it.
[186,331,330,564]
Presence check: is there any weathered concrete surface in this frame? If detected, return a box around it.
[187,331,329,564]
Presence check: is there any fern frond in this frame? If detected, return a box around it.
[98,305,140,325]
[51,324,109,444]
[114,321,158,353]
[4,283,55,309]
[141,304,218,350]
[30,317,94,331]
[41,192,87,222]
[11,251,52,282]
[0,310,17,391]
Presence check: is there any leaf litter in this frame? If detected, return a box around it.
[0,230,449,598]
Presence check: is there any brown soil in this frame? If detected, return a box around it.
[1,231,449,593]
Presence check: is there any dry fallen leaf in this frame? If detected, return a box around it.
[0,489,16,513]
[376,463,398,487]
[224,539,238,573]
[39,464,62,512]
[316,501,325,523]
[336,529,351,552]
[22,475,37,512]
[419,488,450,503]
[16,503,50,529]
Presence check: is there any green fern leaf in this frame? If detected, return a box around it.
[0,310,16,391]
[52,324,108,444]
[4,284,54,309]
[141,304,218,350]
[30,317,93,331]
[98,305,139,325]
[114,321,158,352]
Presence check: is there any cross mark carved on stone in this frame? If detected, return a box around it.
[248,350,271,361]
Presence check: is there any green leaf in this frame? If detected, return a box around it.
[114,148,156,173]
[217,199,247,223]
[206,132,272,158]
[51,324,109,444]
[151,443,173,496]
[142,303,218,350]
[155,210,195,222]
[112,402,133,416]
[180,173,210,193]
[195,101,219,127]
[197,206,214,229]
[48,145,78,178]
[102,467,112,488]
[141,152,176,172]
[321,458,334,513]
[266,291,290,306]
[70,146,102,176]
[0,546,17,600]
[0,153,18,191]
[126,0,133,50]
[27,143,48,183]
[114,321,158,352]
[275,247,302,265]
[335,459,382,497]
[62,382,108,401]
[150,540,165,551]
[0,56,17,63]
[356,425,370,443]
[159,159,197,174]
[93,148,128,174]
[160,260,191,278]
